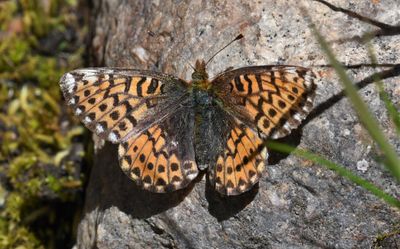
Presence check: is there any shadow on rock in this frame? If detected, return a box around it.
[205,178,259,221]
[267,128,302,165]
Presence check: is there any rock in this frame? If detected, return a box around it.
[357,159,369,172]
[76,0,400,248]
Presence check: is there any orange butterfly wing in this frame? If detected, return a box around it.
[60,68,188,143]
[118,109,198,193]
[208,117,267,195]
[212,66,316,139]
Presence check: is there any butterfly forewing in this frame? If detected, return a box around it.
[212,66,316,139]
[59,68,189,143]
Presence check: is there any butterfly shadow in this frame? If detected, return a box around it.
[205,179,259,221]
[267,128,303,165]
[83,143,198,219]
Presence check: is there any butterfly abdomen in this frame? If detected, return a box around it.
[192,88,230,171]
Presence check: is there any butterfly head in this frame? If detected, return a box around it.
[191,59,210,90]
[191,35,244,90]
[192,60,209,81]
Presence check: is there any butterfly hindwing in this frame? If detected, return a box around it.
[209,117,267,195]
[212,66,316,139]
[118,108,198,193]
[59,68,189,143]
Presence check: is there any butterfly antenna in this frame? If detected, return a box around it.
[187,61,195,70]
[205,34,244,66]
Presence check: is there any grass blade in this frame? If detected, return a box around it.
[364,39,400,136]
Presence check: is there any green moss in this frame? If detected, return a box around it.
[0,2,18,30]
[0,36,30,71]
[0,223,44,249]
[0,0,88,248]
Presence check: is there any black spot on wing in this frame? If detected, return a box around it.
[136,77,147,97]
[147,79,159,94]
[234,76,244,92]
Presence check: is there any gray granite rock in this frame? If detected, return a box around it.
[76,0,400,248]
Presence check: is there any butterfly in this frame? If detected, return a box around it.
[59,38,316,196]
